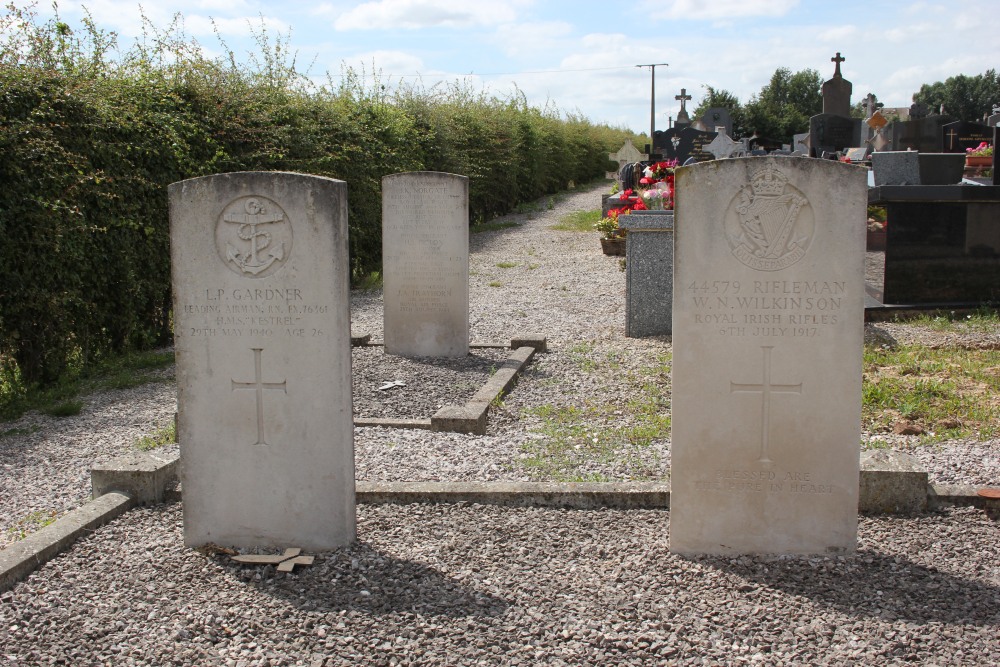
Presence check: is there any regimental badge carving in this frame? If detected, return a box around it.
[216,196,292,278]
[724,163,814,271]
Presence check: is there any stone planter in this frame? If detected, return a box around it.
[600,237,626,256]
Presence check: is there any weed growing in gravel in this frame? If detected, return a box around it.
[550,209,601,232]
[520,348,671,481]
[489,281,503,288]
[0,425,40,438]
[355,271,383,291]
[6,509,58,541]
[43,400,83,417]
[902,307,999,332]
[496,262,518,269]
[526,263,540,270]
[862,344,1000,440]
[135,421,177,451]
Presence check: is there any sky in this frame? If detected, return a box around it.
[20,0,1000,135]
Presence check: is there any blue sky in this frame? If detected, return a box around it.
[22,0,1000,134]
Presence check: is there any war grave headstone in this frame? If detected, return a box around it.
[671,157,866,554]
[383,172,469,358]
[619,210,674,337]
[169,171,355,550]
[941,120,993,153]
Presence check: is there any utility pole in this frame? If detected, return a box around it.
[636,63,668,154]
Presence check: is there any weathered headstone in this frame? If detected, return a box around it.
[383,172,469,358]
[619,211,674,337]
[704,131,741,160]
[792,132,810,155]
[608,141,647,180]
[671,157,865,555]
[169,172,355,550]
[940,120,993,153]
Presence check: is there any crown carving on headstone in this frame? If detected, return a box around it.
[750,164,788,197]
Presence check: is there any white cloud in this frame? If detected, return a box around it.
[817,25,858,42]
[642,0,799,21]
[492,21,573,59]
[334,0,519,31]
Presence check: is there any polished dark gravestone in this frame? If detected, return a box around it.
[653,126,717,164]
[890,115,954,152]
[809,113,862,157]
[870,185,1000,306]
[941,120,993,153]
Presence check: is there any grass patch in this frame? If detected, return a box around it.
[135,421,177,451]
[550,208,602,232]
[471,221,520,234]
[899,307,1000,332]
[354,270,383,291]
[863,343,1000,440]
[43,400,83,417]
[6,509,59,542]
[495,261,518,269]
[0,425,41,438]
[1,348,175,422]
[520,349,672,481]
[488,281,503,287]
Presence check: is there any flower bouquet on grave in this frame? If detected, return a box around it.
[966,141,993,157]
[637,160,677,211]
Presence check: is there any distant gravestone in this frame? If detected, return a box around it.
[704,131,741,159]
[608,141,647,180]
[940,120,993,153]
[821,52,853,117]
[169,172,355,550]
[619,211,674,337]
[671,157,865,555]
[383,172,469,358]
[675,88,693,126]
[792,132,810,155]
[871,151,920,185]
[655,126,717,163]
[699,107,734,137]
[809,113,862,156]
[890,115,954,152]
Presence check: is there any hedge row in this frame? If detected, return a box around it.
[0,12,630,386]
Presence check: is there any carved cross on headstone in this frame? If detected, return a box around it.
[831,52,845,77]
[231,347,286,446]
[730,346,802,464]
[945,128,959,150]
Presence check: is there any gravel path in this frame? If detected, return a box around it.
[1,181,999,664]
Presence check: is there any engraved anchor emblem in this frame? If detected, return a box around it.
[224,199,287,276]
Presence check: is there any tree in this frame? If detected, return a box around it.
[692,86,748,138]
[743,68,822,143]
[913,70,1000,122]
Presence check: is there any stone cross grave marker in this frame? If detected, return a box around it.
[169,172,355,550]
[671,157,866,555]
[383,172,469,358]
[675,88,693,125]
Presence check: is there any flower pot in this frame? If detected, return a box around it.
[966,155,993,168]
[600,237,626,256]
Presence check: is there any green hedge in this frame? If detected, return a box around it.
[0,9,630,387]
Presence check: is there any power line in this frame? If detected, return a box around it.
[331,65,638,78]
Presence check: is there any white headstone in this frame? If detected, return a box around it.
[671,157,866,555]
[169,172,355,550]
[383,172,469,358]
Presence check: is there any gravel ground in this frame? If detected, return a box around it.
[2,181,999,664]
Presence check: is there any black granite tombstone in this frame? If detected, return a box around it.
[653,126,717,163]
[698,107,733,136]
[941,120,993,153]
[809,113,862,156]
[890,115,955,152]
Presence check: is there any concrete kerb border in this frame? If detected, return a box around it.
[351,334,548,435]
[3,445,998,594]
